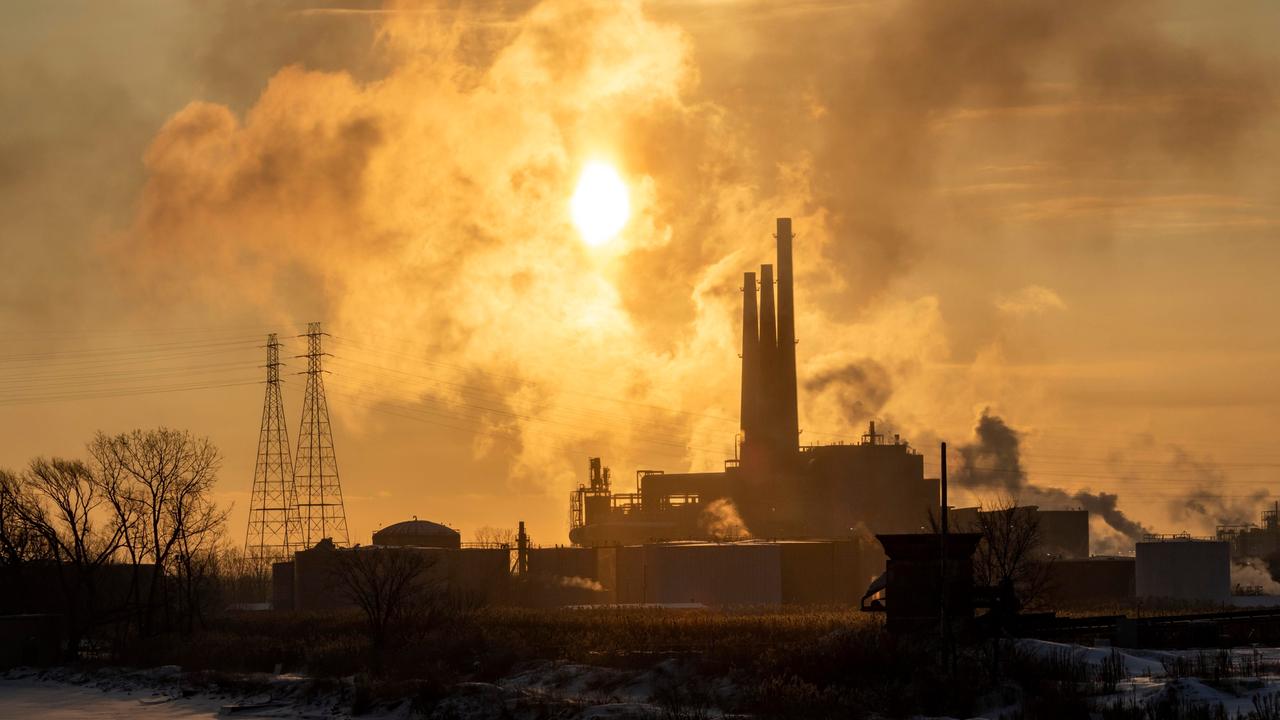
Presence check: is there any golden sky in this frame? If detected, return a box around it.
[2,0,1279,549]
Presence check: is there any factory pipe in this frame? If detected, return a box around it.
[758,263,778,449]
[740,271,760,442]
[775,218,799,451]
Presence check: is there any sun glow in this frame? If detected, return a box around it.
[570,162,630,247]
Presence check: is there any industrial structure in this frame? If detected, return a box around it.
[1217,503,1280,561]
[1136,535,1231,602]
[245,322,351,565]
[372,518,461,549]
[245,334,305,565]
[294,322,350,547]
[272,537,509,612]
[569,219,938,546]
[272,524,886,610]
[949,506,1090,560]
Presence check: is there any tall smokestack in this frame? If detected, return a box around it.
[758,264,778,445]
[740,271,760,441]
[775,218,799,450]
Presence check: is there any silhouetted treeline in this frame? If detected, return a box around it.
[0,427,242,659]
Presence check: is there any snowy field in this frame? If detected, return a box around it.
[7,644,1280,718]
[0,662,668,719]
[1013,639,1280,717]
[0,666,408,720]
[0,680,221,719]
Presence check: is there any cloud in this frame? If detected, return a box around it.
[997,285,1067,317]
[5,0,1276,539]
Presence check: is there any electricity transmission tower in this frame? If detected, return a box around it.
[294,321,349,547]
[245,333,303,565]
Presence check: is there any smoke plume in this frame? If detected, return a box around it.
[1167,447,1269,528]
[557,575,605,592]
[3,0,1276,539]
[699,498,750,541]
[955,410,1150,549]
[804,358,893,428]
[1233,558,1280,595]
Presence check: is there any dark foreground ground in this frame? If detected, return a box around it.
[13,605,1280,719]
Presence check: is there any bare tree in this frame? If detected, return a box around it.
[473,525,516,548]
[172,499,228,631]
[10,458,126,657]
[966,496,1053,610]
[213,545,272,607]
[332,547,440,651]
[89,428,227,634]
[0,469,47,567]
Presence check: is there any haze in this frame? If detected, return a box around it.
[2,0,1279,550]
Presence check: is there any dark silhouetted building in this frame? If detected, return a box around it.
[272,536,508,612]
[1218,503,1280,561]
[1045,557,1135,606]
[872,533,984,636]
[950,506,1090,559]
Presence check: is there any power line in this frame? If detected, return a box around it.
[0,379,262,407]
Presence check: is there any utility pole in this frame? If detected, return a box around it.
[515,521,529,576]
[245,334,303,566]
[940,441,952,671]
[294,322,349,547]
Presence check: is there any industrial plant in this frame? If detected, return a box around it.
[569,219,938,547]
[256,220,1254,615]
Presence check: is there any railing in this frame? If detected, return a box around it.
[1141,532,1217,542]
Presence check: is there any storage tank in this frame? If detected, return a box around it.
[642,542,782,605]
[1135,537,1230,602]
[1044,557,1135,606]
[372,518,461,549]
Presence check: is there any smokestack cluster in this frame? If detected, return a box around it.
[740,218,800,459]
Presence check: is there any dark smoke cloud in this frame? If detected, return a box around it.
[956,412,1025,491]
[1167,447,1268,527]
[1073,490,1146,544]
[804,358,892,427]
[956,410,1150,547]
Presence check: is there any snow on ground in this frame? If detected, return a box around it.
[0,663,684,719]
[0,677,222,719]
[14,642,1280,719]
[0,667,413,720]
[1003,640,1280,718]
[1014,638,1168,676]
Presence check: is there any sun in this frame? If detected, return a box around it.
[570,162,630,247]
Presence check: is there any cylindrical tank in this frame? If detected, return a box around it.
[642,542,782,605]
[372,519,461,549]
[1135,538,1230,602]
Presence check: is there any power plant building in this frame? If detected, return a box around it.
[569,219,939,547]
